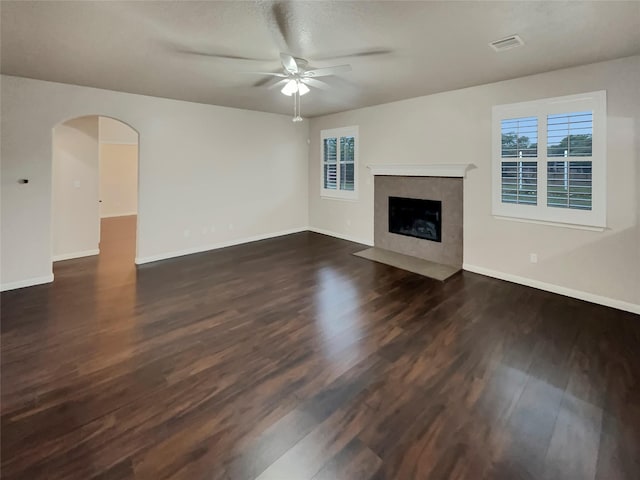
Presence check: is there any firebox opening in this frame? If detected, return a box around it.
[388,196,442,243]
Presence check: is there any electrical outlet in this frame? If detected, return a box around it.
[183,229,191,238]
[529,253,538,264]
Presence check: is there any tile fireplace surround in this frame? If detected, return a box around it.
[368,164,472,269]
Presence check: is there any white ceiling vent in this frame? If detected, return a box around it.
[489,35,524,52]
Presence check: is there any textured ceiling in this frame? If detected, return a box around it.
[2,1,639,117]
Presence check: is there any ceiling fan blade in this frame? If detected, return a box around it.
[267,79,289,90]
[251,76,275,88]
[302,65,352,78]
[280,53,299,74]
[174,49,270,62]
[312,49,392,61]
[244,71,288,77]
[301,78,330,90]
[267,1,296,53]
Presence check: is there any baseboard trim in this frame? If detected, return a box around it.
[463,263,640,315]
[308,227,374,246]
[1,273,54,292]
[100,212,137,218]
[53,249,100,262]
[135,227,308,265]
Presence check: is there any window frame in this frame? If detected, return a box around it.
[492,91,607,229]
[320,126,359,200]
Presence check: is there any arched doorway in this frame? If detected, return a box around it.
[51,115,140,268]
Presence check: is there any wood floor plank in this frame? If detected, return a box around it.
[1,217,639,480]
[544,392,602,480]
[255,398,373,480]
[310,438,383,480]
[225,408,319,480]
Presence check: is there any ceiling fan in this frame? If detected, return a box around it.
[171,2,390,121]
[247,53,352,121]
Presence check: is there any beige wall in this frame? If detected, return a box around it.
[1,75,309,289]
[99,143,138,218]
[3,57,638,310]
[99,116,138,145]
[308,56,640,309]
[52,116,100,259]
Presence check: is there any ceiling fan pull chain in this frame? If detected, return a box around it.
[292,87,302,122]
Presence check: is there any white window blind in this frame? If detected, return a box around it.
[492,91,606,229]
[546,111,593,211]
[547,111,593,157]
[323,138,337,190]
[501,116,538,158]
[339,136,355,191]
[321,126,358,199]
[500,116,538,206]
[547,161,592,210]
[501,161,538,205]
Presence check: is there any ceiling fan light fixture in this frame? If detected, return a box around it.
[281,79,298,96]
[298,82,310,96]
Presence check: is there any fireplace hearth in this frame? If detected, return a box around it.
[389,196,442,242]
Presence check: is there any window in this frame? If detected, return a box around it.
[492,91,606,229]
[321,126,358,199]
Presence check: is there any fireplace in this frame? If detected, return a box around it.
[388,196,442,243]
[371,171,465,269]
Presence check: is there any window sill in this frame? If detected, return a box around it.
[493,215,605,232]
[320,194,359,202]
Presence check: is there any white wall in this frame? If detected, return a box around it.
[308,56,640,311]
[0,75,309,289]
[52,116,100,259]
[99,143,138,218]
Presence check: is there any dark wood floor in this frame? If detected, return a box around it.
[2,216,639,480]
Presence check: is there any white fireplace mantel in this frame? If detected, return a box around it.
[367,163,474,178]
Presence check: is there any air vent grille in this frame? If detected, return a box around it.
[489,35,524,52]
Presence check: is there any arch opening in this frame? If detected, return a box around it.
[51,115,140,271]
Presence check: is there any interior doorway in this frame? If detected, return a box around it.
[51,115,139,266]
